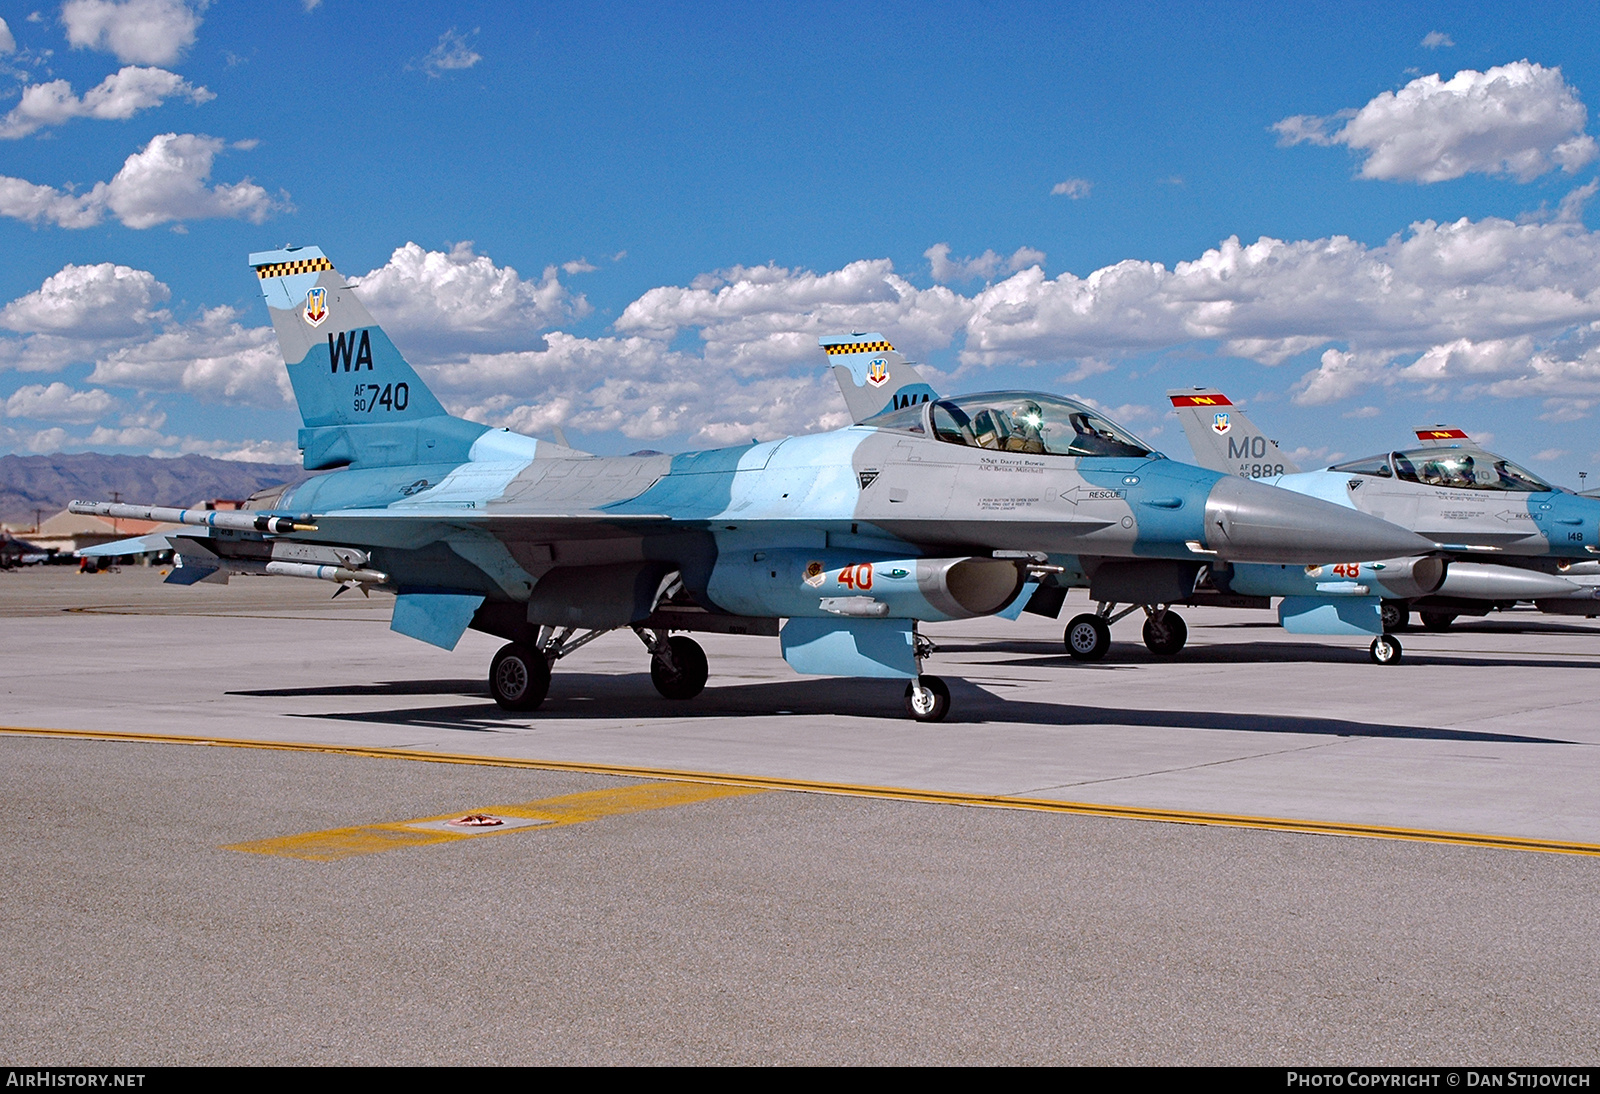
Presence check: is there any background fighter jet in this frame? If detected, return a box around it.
[72,248,1429,721]
[0,530,51,568]
[1167,389,1600,652]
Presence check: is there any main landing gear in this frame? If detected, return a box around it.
[1064,603,1187,661]
[638,630,709,700]
[487,620,953,723]
[488,624,710,712]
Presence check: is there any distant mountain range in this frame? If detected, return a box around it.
[0,453,308,527]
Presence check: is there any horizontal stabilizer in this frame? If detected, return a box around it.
[390,592,486,650]
[76,531,187,558]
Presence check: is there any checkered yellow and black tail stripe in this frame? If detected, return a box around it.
[823,340,895,355]
[254,257,334,279]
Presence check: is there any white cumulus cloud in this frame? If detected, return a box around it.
[1,262,170,339]
[88,306,290,407]
[1051,178,1092,198]
[0,66,213,139]
[0,132,283,229]
[4,382,117,423]
[350,242,590,356]
[420,27,480,76]
[0,17,15,53]
[1421,31,1454,49]
[1274,61,1598,183]
[617,258,973,376]
[438,334,853,445]
[61,0,203,66]
[925,243,1046,284]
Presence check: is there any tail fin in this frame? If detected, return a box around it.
[821,334,937,423]
[250,246,447,428]
[1167,388,1301,478]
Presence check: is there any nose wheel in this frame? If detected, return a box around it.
[904,675,950,722]
[1369,634,1403,665]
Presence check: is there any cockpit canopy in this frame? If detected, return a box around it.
[1329,447,1551,493]
[865,391,1154,459]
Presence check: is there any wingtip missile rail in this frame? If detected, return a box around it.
[69,500,317,535]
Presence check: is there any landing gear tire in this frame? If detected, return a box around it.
[489,643,551,711]
[1419,612,1457,631]
[1142,612,1188,655]
[1065,614,1112,661]
[1380,600,1410,631]
[904,675,950,722]
[650,636,709,700]
[1369,634,1403,665]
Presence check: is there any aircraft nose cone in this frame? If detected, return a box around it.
[1203,476,1434,563]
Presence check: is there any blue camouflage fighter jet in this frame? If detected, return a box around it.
[71,248,1431,721]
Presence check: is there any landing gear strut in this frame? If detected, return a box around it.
[1064,602,1188,660]
[904,627,949,722]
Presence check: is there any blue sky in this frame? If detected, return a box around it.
[3,1,1600,483]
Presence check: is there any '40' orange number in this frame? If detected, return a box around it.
[836,563,875,590]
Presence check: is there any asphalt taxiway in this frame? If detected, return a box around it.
[2,567,1598,1063]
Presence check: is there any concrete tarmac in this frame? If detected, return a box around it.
[2,567,1599,1063]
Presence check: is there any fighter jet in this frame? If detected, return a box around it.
[70,247,1429,721]
[0,530,51,568]
[1166,389,1599,652]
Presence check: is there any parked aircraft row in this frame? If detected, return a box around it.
[71,246,1596,720]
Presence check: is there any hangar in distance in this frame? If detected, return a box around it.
[74,247,1430,721]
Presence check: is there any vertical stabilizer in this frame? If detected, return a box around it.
[1168,388,1301,478]
[821,334,938,423]
[250,246,447,428]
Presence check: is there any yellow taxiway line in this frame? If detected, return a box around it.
[227,781,766,860]
[4,723,1598,858]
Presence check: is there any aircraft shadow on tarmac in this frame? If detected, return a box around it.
[235,674,1576,745]
[937,638,1600,672]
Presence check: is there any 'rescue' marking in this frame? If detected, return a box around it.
[3,725,1598,858]
[227,782,763,860]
